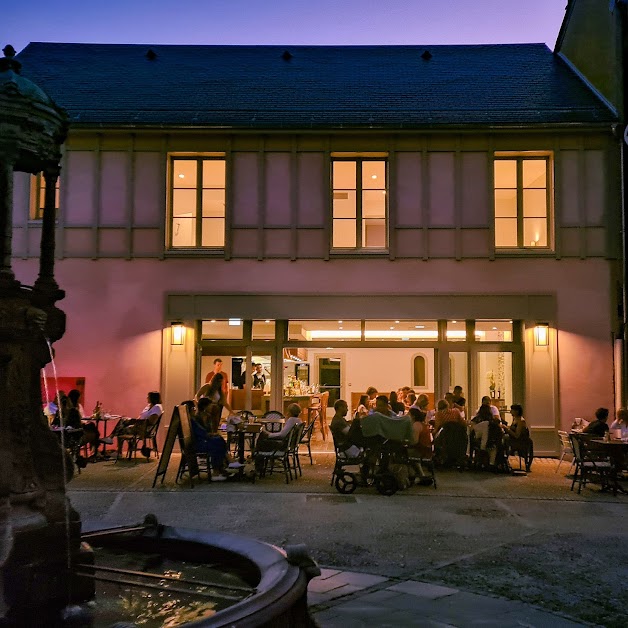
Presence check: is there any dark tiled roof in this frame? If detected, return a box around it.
[15,42,616,129]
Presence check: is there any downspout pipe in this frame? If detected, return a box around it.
[619,0,628,407]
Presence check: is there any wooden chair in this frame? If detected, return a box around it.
[308,392,329,440]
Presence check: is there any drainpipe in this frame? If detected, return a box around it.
[620,0,628,407]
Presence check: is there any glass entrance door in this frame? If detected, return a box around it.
[317,356,342,408]
[476,351,513,420]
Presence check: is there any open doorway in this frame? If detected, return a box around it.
[317,356,343,409]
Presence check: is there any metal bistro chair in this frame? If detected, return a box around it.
[236,410,257,452]
[299,417,317,465]
[330,432,363,490]
[261,410,285,434]
[289,422,306,478]
[556,430,575,474]
[255,424,298,484]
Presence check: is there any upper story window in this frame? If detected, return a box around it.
[169,155,226,248]
[332,155,388,250]
[30,173,59,221]
[494,152,552,250]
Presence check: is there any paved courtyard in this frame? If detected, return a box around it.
[69,453,627,627]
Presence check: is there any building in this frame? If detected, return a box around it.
[9,4,623,454]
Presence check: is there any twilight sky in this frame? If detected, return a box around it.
[5,0,568,54]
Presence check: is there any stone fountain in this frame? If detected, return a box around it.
[0,45,319,627]
[0,44,92,625]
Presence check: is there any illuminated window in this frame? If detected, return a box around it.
[494,153,552,249]
[30,173,59,221]
[475,320,513,342]
[332,157,387,250]
[200,319,243,340]
[169,156,226,248]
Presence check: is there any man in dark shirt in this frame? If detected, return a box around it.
[583,407,610,437]
[330,399,361,456]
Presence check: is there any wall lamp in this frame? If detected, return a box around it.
[171,322,185,346]
[534,323,549,347]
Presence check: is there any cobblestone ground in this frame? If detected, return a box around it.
[69,455,627,627]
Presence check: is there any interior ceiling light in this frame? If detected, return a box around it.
[178,174,185,178]
[265,319,270,323]
[210,319,216,323]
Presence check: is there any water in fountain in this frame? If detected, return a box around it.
[46,339,74,578]
[41,367,51,422]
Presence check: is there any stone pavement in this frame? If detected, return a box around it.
[308,569,586,627]
[69,455,620,626]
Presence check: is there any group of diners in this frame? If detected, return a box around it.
[331,385,533,482]
[571,407,628,472]
[46,388,164,466]
[571,407,628,440]
[183,373,305,480]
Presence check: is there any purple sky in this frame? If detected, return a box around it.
[5,0,568,54]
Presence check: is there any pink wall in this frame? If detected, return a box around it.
[12,255,615,428]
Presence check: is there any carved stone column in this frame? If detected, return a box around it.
[34,164,60,294]
[0,156,17,289]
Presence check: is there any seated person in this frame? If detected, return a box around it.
[405,392,417,410]
[107,391,163,453]
[503,403,533,471]
[610,408,628,440]
[470,406,503,469]
[255,403,303,455]
[390,391,406,415]
[365,386,378,410]
[372,394,398,419]
[354,395,370,420]
[479,395,501,421]
[433,400,468,468]
[191,401,240,479]
[407,407,431,458]
[434,399,465,433]
[407,407,434,484]
[331,399,361,458]
[583,407,610,438]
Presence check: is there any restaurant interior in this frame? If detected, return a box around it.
[198,318,518,439]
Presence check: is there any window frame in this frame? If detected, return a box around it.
[29,173,59,221]
[493,151,553,252]
[331,156,389,252]
[168,154,226,250]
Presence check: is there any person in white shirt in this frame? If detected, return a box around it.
[610,408,628,439]
[105,392,163,452]
[480,395,501,420]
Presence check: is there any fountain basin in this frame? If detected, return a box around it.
[79,519,319,627]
